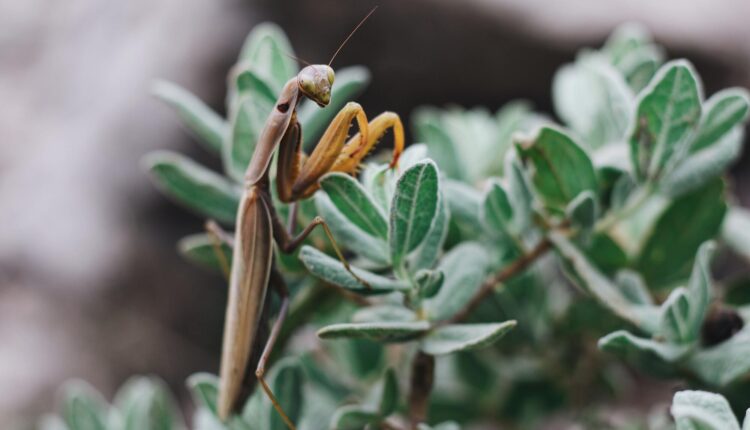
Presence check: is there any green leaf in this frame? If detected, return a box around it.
[553,57,633,148]
[299,245,410,295]
[505,152,534,235]
[661,127,743,198]
[113,377,181,430]
[353,305,417,323]
[551,232,659,333]
[481,180,514,238]
[413,108,462,180]
[424,242,491,321]
[299,66,371,146]
[603,23,664,93]
[415,269,445,299]
[38,416,67,430]
[330,405,380,430]
[320,173,388,239]
[233,67,277,106]
[722,206,750,263]
[317,321,430,342]
[616,270,653,305]
[671,391,740,430]
[443,179,483,237]
[187,373,219,416]
[659,288,692,343]
[315,193,390,266]
[598,330,691,363]
[377,368,399,416]
[238,23,298,94]
[408,191,449,273]
[685,326,750,386]
[420,322,516,355]
[266,358,304,430]
[635,179,726,288]
[144,151,240,224]
[223,92,274,181]
[692,88,750,151]
[152,80,227,154]
[684,243,715,338]
[566,190,598,230]
[389,160,440,268]
[417,422,461,430]
[629,60,703,181]
[177,233,232,273]
[61,381,108,430]
[516,126,598,212]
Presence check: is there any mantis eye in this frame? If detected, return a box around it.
[327,67,335,85]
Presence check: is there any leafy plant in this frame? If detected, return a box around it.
[41,21,750,430]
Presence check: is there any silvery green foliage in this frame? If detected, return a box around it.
[46,22,750,429]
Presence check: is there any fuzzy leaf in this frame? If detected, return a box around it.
[61,382,108,430]
[551,232,659,333]
[353,306,417,323]
[692,88,750,151]
[113,377,181,430]
[481,180,514,237]
[299,66,371,146]
[685,326,750,386]
[424,242,491,321]
[516,126,598,212]
[553,58,633,148]
[299,246,409,295]
[317,321,430,342]
[635,179,725,288]
[598,330,691,363]
[408,192,449,272]
[378,368,399,416]
[415,269,445,299]
[661,127,743,197]
[144,151,240,224]
[722,206,750,263]
[266,358,304,430]
[566,190,598,230]
[320,173,388,239]
[233,68,277,106]
[177,233,232,273]
[187,374,219,416]
[420,322,516,355]
[315,193,390,265]
[330,405,380,430]
[671,391,740,430]
[238,23,297,94]
[152,81,227,154]
[629,60,702,181]
[224,92,274,181]
[413,109,463,180]
[389,161,440,268]
[659,288,692,343]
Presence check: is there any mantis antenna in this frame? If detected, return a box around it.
[328,6,378,66]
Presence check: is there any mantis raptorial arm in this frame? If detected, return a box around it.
[276,104,405,202]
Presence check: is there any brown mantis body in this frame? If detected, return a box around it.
[211,63,404,427]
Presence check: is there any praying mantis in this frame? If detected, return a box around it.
[207,10,404,428]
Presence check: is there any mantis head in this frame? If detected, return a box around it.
[298,65,335,107]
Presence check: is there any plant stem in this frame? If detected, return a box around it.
[445,237,552,325]
[408,351,435,428]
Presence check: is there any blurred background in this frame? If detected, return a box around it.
[2,0,750,427]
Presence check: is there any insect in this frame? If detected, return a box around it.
[207,8,404,428]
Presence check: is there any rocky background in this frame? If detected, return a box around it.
[2,0,749,427]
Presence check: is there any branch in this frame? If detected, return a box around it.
[408,351,435,428]
[445,238,552,324]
